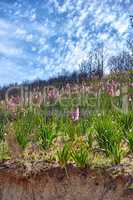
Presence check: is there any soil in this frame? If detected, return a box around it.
[0,161,133,200]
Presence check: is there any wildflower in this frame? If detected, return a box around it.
[64,83,71,96]
[47,88,59,102]
[71,107,80,121]
[31,90,42,106]
[66,83,71,91]
[106,81,120,97]
[97,113,101,117]
[129,95,132,102]
[85,86,90,93]
[131,83,133,88]
[115,89,120,97]
[7,96,20,109]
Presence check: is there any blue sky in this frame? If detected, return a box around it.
[0,0,132,86]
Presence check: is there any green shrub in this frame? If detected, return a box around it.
[37,124,56,150]
[118,112,133,137]
[86,127,94,149]
[64,119,77,140]
[108,143,124,165]
[57,144,71,167]
[71,145,91,167]
[14,119,30,149]
[79,118,91,135]
[95,115,123,164]
[127,130,133,152]
[0,108,11,142]
[0,123,4,142]
[13,108,37,149]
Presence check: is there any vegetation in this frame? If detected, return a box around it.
[0,73,133,170]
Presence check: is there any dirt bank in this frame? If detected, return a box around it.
[0,162,133,200]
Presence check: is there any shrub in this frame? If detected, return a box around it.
[79,118,91,135]
[0,108,10,142]
[0,123,4,142]
[37,124,56,150]
[71,145,92,167]
[64,119,77,140]
[118,112,133,137]
[86,127,94,149]
[13,108,36,149]
[108,143,124,165]
[57,144,71,167]
[127,129,133,152]
[95,115,123,164]
[14,119,30,149]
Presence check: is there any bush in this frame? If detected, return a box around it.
[57,144,71,167]
[13,108,37,149]
[0,108,10,142]
[118,112,133,137]
[37,124,56,150]
[71,145,92,167]
[95,115,123,164]
[127,129,133,152]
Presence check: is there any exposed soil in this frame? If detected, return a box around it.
[0,162,133,200]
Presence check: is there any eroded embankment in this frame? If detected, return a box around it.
[0,162,133,200]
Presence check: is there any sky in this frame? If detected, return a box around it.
[0,0,132,86]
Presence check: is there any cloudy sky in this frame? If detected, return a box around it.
[0,0,132,86]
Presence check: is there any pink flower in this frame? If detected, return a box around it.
[129,95,132,102]
[47,89,59,102]
[65,83,71,96]
[106,81,120,97]
[71,107,80,121]
[66,83,71,90]
[6,96,21,112]
[115,89,120,97]
[108,88,115,97]
[8,96,20,108]
[131,83,133,88]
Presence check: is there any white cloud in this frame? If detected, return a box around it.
[25,34,33,42]
[15,28,27,37]
[99,33,109,41]
[30,13,36,22]
[0,43,23,56]
[113,19,129,34]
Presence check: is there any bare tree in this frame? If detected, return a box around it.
[130,15,133,28]
[108,50,133,72]
[79,52,93,78]
[79,44,104,80]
